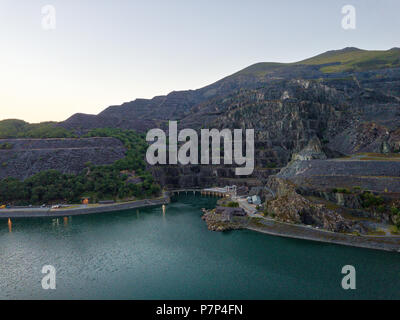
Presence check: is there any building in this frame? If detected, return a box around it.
[252,195,261,205]
[215,206,246,221]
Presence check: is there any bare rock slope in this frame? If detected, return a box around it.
[0,137,126,180]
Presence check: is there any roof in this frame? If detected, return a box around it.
[216,206,246,216]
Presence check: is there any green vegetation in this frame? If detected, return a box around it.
[233,62,287,77]
[84,128,149,173]
[360,191,384,208]
[367,229,386,236]
[263,208,275,218]
[0,119,75,139]
[0,128,161,205]
[390,207,400,216]
[332,188,351,194]
[390,225,400,235]
[224,201,239,208]
[233,48,400,78]
[298,47,400,73]
[0,142,13,150]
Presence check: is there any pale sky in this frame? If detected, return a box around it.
[1,0,399,123]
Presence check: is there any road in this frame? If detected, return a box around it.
[237,198,263,218]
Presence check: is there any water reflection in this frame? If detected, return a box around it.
[52,218,59,227]
[8,218,12,233]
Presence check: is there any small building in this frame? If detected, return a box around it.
[252,195,261,205]
[81,197,90,205]
[215,206,246,218]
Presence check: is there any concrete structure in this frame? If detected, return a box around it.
[215,206,247,221]
[0,197,169,219]
[170,186,239,198]
[252,195,261,205]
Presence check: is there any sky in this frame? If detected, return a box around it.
[1,0,399,123]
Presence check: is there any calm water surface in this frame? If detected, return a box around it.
[1,195,399,299]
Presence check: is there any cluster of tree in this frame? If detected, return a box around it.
[224,201,239,208]
[0,143,13,150]
[0,119,75,138]
[0,128,161,205]
[0,168,160,205]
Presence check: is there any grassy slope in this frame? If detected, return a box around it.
[233,47,400,77]
[0,119,75,138]
[299,47,400,73]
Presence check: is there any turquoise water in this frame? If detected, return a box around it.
[0,194,399,300]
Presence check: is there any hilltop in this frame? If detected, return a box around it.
[58,47,400,134]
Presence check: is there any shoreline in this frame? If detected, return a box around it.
[246,219,400,253]
[3,195,400,252]
[0,196,170,219]
[233,197,400,252]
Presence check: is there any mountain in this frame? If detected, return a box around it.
[3,48,400,233]
[58,48,400,192]
[0,119,75,139]
[59,47,400,135]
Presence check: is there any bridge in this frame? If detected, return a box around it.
[169,186,236,198]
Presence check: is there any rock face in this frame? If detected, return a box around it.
[277,159,400,193]
[291,136,327,161]
[150,164,278,189]
[0,138,126,180]
[201,208,248,232]
[265,177,353,232]
[59,49,400,170]
[11,48,400,193]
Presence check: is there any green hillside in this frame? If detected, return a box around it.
[232,62,287,77]
[298,47,400,73]
[233,47,400,77]
[0,119,75,139]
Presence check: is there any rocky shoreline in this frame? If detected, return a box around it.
[201,208,248,232]
[246,218,400,253]
[201,208,400,252]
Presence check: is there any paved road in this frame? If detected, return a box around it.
[237,198,263,217]
[0,197,169,218]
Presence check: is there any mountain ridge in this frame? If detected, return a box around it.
[58,47,400,134]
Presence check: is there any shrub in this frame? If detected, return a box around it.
[0,129,161,204]
[0,143,13,150]
[361,191,384,208]
[390,207,400,216]
[333,188,351,194]
[226,201,239,208]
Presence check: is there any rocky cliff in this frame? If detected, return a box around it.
[0,137,126,180]
[9,48,400,191]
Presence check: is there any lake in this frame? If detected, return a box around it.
[1,194,399,299]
